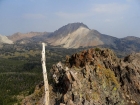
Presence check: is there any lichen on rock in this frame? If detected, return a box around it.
[22,48,140,105]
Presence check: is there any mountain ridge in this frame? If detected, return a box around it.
[8,32,49,42]
[6,22,140,56]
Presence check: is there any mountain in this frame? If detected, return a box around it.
[8,32,49,42]
[43,23,140,53]
[0,34,13,44]
[44,22,140,56]
[43,23,120,48]
[48,22,89,38]
[22,48,140,105]
[7,22,140,56]
[112,36,140,56]
[46,23,106,48]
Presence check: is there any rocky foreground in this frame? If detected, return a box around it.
[22,48,140,105]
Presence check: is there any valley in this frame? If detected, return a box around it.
[0,43,89,104]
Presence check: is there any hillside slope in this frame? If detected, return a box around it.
[0,34,13,44]
[47,27,104,48]
[46,23,110,48]
[8,32,48,42]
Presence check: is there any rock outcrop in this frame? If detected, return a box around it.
[22,48,140,105]
[50,48,140,105]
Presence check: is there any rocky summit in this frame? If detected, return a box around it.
[22,48,140,105]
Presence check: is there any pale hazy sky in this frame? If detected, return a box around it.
[0,0,140,38]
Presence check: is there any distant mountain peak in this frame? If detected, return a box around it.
[59,22,89,30]
[51,22,89,37]
[65,22,89,29]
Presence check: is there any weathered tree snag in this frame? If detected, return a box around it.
[41,43,49,105]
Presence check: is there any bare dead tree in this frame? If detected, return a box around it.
[41,43,49,105]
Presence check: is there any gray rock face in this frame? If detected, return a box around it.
[50,48,140,105]
[50,62,125,105]
[119,53,140,104]
[21,48,140,105]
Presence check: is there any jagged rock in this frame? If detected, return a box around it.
[49,48,140,105]
[22,48,140,105]
[50,49,120,104]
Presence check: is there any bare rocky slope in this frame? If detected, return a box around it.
[0,34,13,44]
[46,23,106,48]
[22,48,140,105]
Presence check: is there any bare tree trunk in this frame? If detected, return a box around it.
[41,43,49,105]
